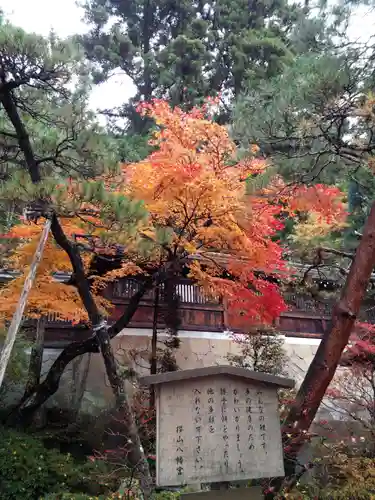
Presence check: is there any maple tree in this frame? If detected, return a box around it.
[0,98,347,498]
[0,99,347,328]
[0,222,91,323]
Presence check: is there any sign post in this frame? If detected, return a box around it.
[140,366,295,498]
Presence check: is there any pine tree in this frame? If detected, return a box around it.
[231,8,375,492]
[0,21,155,497]
[0,21,133,257]
[0,23,120,177]
[233,9,375,253]
[79,0,304,130]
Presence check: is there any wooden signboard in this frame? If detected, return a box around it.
[140,366,295,487]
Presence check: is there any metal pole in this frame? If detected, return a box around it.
[0,219,51,389]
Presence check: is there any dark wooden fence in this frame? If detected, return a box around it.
[19,277,375,345]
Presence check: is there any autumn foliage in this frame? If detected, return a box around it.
[0,219,112,323]
[0,98,348,328]
[324,322,375,438]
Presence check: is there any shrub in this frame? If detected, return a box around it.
[42,490,182,499]
[42,495,101,500]
[0,333,29,397]
[289,445,375,499]
[155,492,181,499]
[0,427,116,499]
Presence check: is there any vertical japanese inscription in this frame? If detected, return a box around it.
[233,387,244,473]
[175,424,185,477]
[193,388,203,474]
[257,389,267,452]
[220,386,229,473]
[245,387,255,451]
[207,387,216,434]
[157,377,285,486]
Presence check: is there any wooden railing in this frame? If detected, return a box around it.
[108,278,223,332]
[283,292,333,317]
[111,278,220,305]
[20,278,375,344]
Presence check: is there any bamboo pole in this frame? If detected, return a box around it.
[0,219,51,389]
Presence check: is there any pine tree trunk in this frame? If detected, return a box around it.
[23,316,45,400]
[95,324,154,498]
[69,352,91,422]
[22,316,46,428]
[269,200,375,496]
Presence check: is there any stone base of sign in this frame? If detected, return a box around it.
[180,486,263,499]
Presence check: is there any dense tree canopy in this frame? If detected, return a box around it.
[0,23,118,177]
[233,34,375,252]
[80,0,308,130]
[0,99,347,327]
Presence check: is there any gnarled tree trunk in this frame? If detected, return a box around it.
[269,200,375,497]
[23,316,46,400]
[22,316,46,428]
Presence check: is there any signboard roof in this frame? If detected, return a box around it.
[140,365,295,389]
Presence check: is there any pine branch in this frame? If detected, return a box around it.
[0,129,18,139]
[318,247,355,260]
[246,167,277,194]
[50,213,102,325]
[0,89,41,183]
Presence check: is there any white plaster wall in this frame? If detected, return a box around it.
[0,330,345,421]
